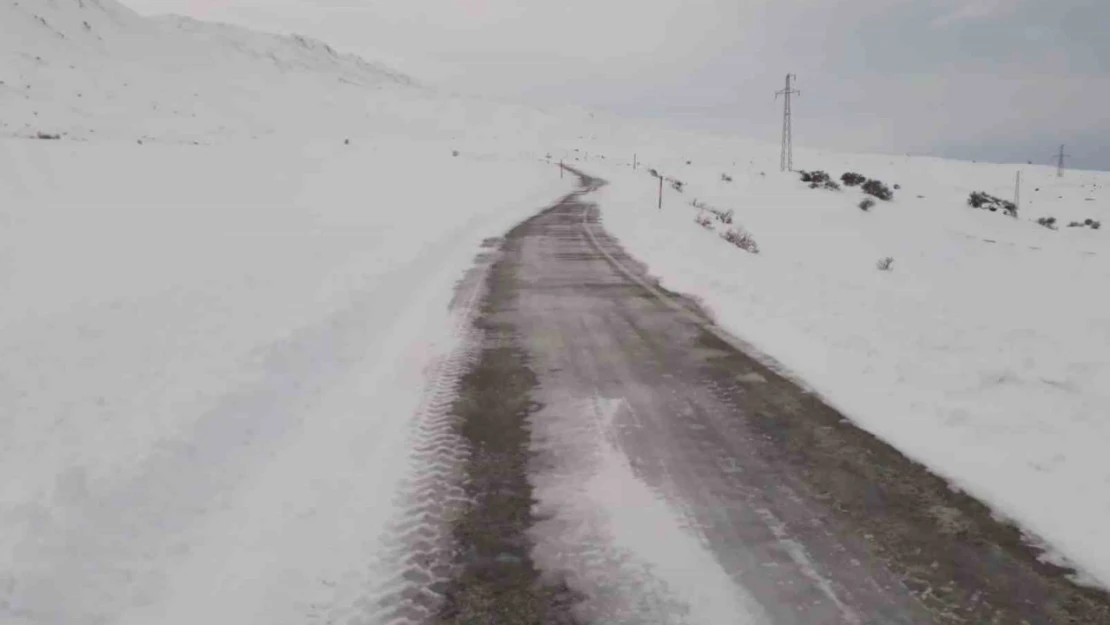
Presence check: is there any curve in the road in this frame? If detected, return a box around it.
[385,169,1110,625]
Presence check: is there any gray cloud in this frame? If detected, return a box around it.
[121,0,1110,170]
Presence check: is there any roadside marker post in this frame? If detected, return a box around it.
[658,175,663,210]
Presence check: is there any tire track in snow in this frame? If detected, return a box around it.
[363,243,498,625]
[428,238,583,625]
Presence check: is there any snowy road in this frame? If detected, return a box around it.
[398,170,1110,624]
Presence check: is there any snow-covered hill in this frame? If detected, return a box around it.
[0,0,415,142]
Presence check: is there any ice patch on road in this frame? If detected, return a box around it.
[530,394,770,625]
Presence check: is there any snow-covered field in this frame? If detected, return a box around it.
[3,0,1109,621]
[0,1,575,622]
[577,142,1110,588]
[0,136,571,624]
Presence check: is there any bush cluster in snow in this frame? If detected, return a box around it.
[722,227,760,254]
[859,198,876,211]
[1067,219,1102,230]
[968,191,1018,217]
[809,171,893,200]
[721,173,733,183]
[690,200,756,252]
[840,172,867,187]
[876,256,894,271]
[1036,216,1058,230]
[861,179,894,201]
[839,172,896,200]
[799,170,841,191]
[799,170,831,184]
[692,199,734,224]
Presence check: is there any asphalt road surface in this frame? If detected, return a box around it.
[387,170,1110,625]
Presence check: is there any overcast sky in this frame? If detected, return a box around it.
[121,0,1109,170]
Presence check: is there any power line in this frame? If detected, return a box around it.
[775,73,800,172]
[1052,144,1070,178]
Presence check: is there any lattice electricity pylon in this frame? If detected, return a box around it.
[1052,144,1070,178]
[775,74,801,172]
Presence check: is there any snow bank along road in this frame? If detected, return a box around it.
[382,170,1110,625]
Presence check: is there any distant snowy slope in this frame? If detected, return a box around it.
[0,0,415,141]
